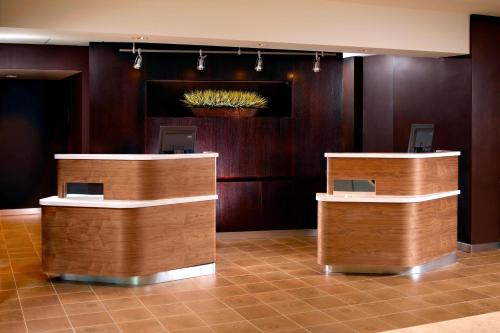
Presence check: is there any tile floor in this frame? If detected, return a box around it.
[0,214,499,333]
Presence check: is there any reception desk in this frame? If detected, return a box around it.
[317,151,460,274]
[40,153,218,285]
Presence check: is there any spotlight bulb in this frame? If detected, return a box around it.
[255,50,263,72]
[197,49,207,71]
[313,52,320,73]
[133,48,142,70]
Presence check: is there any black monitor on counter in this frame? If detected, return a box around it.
[159,126,197,154]
[407,124,434,153]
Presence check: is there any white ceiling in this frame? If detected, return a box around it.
[0,0,498,56]
[333,0,500,16]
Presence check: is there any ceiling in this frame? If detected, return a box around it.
[0,69,80,80]
[333,0,500,16]
[0,0,498,57]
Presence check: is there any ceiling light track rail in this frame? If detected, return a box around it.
[119,48,336,56]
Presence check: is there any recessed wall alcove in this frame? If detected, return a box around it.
[146,80,292,117]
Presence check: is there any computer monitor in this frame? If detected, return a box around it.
[407,124,434,153]
[158,126,197,154]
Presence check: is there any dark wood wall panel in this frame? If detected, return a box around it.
[342,57,363,152]
[470,15,500,244]
[292,56,343,226]
[0,44,89,152]
[392,56,472,243]
[0,44,89,209]
[146,117,293,178]
[217,180,296,232]
[88,43,343,231]
[89,43,144,153]
[361,55,472,243]
[362,56,394,152]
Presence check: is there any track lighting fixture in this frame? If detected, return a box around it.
[197,49,207,71]
[255,50,263,72]
[313,52,321,73]
[132,43,143,70]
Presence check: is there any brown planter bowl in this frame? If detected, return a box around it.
[191,107,259,118]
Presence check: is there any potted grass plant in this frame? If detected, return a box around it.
[181,89,268,118]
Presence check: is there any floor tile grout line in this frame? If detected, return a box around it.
[1,222,29,333]
[87,285,128,333]
[132,288,177,332]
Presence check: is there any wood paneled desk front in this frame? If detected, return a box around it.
[40,153,218,285]
[317,151,460,274]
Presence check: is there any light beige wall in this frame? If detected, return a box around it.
[0,0,470,56]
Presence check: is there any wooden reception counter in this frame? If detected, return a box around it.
[317,151,460,275]
[40,153,218,285]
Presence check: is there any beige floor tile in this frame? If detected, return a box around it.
[159,313,206,331]
[344,317,395,333]
[26,316,71,333]
[185,298,229,313]
[0,321,27,333]
[118,319,166,333]
[69,311,113,327]
[287,310,336,327]
[234,304,280,320]
[20,295,60,308]
[219,294,262,308]
[74,323,121,333]
[23,304,66,321]
[268,299,315,315]
[64,300,105,315]
[307,322,357,333]
[323,305,371,321]
[101,297,142,311]
[250,315,301,332]
[148,303,192,317]
[0,309,24,323]
[197,309,244,325]
[210,321,261,333]
[110,306,154,323]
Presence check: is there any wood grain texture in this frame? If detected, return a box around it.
[470,15,500,244]
[327,156,458,195]
[318,196,457,267]
[57,157,216,200]
[42,200,216,277]
[360,55,472,242]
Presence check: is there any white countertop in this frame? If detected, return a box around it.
[55,153,219,160]
[324,151,460,159]
[39,194,218,208]
[316,190,460,203]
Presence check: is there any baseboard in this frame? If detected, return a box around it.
[217,229,317,240]
[457,241,500,253]
[0,208,41,216]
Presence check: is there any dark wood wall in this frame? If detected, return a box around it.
[0,44,89,209]
[0,44,89,152]
[358,14,500,244]
[360,55,472,243]
[470,15,500,244]
[89,43,343,231]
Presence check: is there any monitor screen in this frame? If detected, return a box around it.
[158,126,197,154]
[407,124,434,153]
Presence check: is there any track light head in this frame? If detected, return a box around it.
[133,48,143,70]
[197,49,207,71]
[313,52,321,73]
[255,50,263,72]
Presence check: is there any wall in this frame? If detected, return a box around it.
[89,43,343,231]
[470,15,500,244]
[360,55,472,243]
[0,0,470,56]
[0,80,71,208]
[0,44,90,152]
[0,44,89,209]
